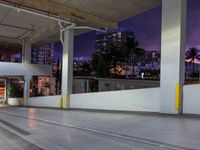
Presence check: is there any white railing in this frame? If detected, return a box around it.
[0,62,52,76]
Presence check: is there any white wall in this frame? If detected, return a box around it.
[0,62,52,76]
[27,95,61,108]
[70,88,160,112]
[24,85,200,114]
[183,84,200,114]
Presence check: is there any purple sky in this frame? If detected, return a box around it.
[186,0,200,50]
[54,42,62,61]
[74,31,96,59]
[118,6,161,51]
[71,0,200,58]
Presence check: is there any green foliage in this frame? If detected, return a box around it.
[80,61,93,76]
[125,36,145,67]
[8,84,23,98]
[96,59,109,77]
[125,36,145,55]
[91,53,109,77]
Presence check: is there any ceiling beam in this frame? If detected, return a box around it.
[0,23,34,31]
[0,0,117,28]
[29,22,59,42]
[0,35,21,46]
[0,42,22,51]
[0,35,19,42]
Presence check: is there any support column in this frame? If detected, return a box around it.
[24,75,31,105]
[61,29,74,108]
[160,0,187,114]
[23,39,32,105]
[22,39,32,64]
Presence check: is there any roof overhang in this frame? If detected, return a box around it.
[0,0,161,47]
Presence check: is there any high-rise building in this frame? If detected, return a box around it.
[32,43,55,64]
[95,31,134,53]
[145,51,160,63]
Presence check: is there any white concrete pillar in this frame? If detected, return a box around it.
[61,29,74,108]
[23,40,32,105]
[160,0,187,114]
[22,39,32,64]
[24,75,31,105]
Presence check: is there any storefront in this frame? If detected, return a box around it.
[0,79,6,104]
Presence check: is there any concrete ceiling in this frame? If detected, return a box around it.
[0,38,21,53]
[0,4,58,48]
[0,0,161,48]
[54,0,161,23]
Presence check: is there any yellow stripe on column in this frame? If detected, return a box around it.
[66,96,69,108]
[59,97,63,108]
[176,83,181,110]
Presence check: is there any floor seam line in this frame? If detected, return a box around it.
[0,111,197,150]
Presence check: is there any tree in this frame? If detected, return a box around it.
[81,61,92,76]
[186,47,200,80]
[91,33,144,78]
[106,43,131,77]
[91,53,109,77]
[91,43,131,78]
[124,36,145,78]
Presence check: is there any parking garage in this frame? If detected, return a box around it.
[1,0,200,149]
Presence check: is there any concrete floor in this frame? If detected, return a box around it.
[0,107,199,150]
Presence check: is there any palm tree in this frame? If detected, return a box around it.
[186,47,200,80]
[124,36,145,78]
